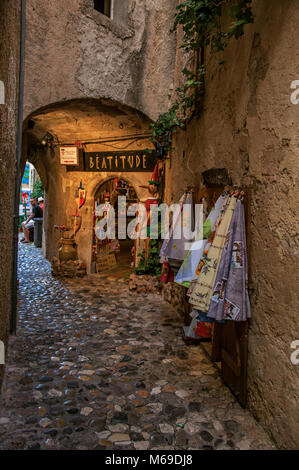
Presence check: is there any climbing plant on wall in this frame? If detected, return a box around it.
[150,0,254,151]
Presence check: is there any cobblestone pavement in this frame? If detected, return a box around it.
[0,242,274,450]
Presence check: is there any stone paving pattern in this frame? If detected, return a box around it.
[0,243,274,450]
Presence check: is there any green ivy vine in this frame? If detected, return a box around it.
[150,0,254,152]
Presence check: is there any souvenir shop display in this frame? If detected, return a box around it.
[174,192,227,287]
[75,181,86,209]
[92,178,138,272]
[184,191,251,340]
[94,192,119,270]
[159,190,194,283]
[160,188,251,343]
[206,198,251,322]
[188,194,237,312]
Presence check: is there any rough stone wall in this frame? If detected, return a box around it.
[24,0,178,121]
[165,0,299,449]
[0,0,20,388]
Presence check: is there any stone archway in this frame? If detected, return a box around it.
[21,98,155,270]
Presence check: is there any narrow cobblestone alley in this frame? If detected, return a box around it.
[0,243,274,450]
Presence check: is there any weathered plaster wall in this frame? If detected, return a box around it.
[23,0,178,270]
[0,0,20,388]
[24,0,178,121]
[165,0,299,449]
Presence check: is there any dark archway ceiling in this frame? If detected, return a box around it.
[24,98,152,147]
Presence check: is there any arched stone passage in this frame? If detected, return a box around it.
[22,98,155,271]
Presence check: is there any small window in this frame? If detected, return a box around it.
[94,0,111,17]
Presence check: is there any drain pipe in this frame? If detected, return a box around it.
[11,0,26,334]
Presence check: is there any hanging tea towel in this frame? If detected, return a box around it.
[188,195,237,312]
[207,199,240,321]
[220,200,251,321]
[175,194,227,287]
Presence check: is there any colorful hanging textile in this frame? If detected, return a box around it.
[159,193,187,264]
[160,192,194,267]
[187,194,230,298]
[206,199,240,320]
[184,310,213,339]
[174,194,227,287]
[188,195,237,312]
[194,321,212,339]
[160,262,175,283]
[211,199,251,321]
[184,310,200,339]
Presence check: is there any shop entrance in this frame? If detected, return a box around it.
[92,177,138,276]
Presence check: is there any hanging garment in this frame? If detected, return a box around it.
[167,192,194,269]
[144,197,159,237]
[184,310,213,339]
[175,193,227,287]
[160,192,194,267]
[186,194,230,298]
[207,199,240,320]
[188,195,237,312]
[184,310,201,339]
[220,200,251,321]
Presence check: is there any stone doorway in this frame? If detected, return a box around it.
[92,177,138,277]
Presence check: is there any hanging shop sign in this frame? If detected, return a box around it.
[85,151,157,172]
[60,147,79,165]
[67,151,157,172]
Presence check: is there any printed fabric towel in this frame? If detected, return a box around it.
[188,195,237,312]
[187,194,230,298]
[175,194,227,287]
[207,199,239,320]
[160,192,194,263]
[159,193,187,264]
[221,200,251,321]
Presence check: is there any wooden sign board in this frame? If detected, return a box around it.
[96,253,117,272]
[67,150,157,172]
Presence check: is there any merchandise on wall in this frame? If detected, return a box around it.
[137,164,160,261]
[174,192,227,288]
[93,178,138,273]
[159,190,195,281]
[160,187,251,405]
[184,191,251,341]
[160,189,251,339]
